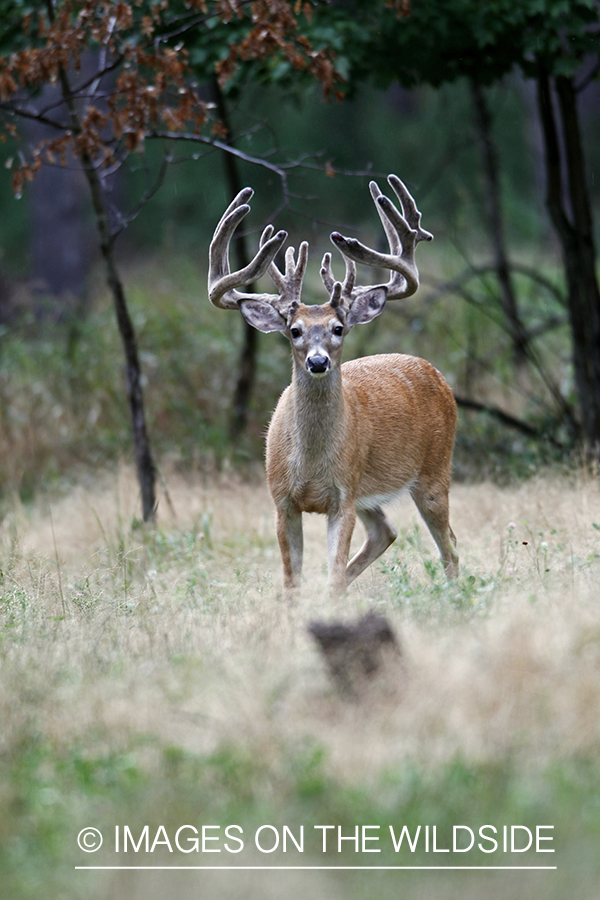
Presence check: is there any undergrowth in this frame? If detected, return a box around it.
[0,250,575,515]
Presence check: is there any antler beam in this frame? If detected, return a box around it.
[208,187,288,310]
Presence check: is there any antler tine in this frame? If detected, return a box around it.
[329,174,433,302]
[329,281,343,308]
[342,255,356,296]
[260,224,285,294]
[387,174,433,244]
[320,250,356,305]
[320,252,335,293]
[267,240,310,310]
[369,181,400,256]
[214,185,253,236]
[208,188,288,310]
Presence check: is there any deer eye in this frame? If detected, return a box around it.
[332,325,344,337]
[290,327,302,339]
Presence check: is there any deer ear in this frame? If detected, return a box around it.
[346,287,387,326]
[239,299,287,333]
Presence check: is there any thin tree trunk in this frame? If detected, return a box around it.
[471,80,528,362]
[55,68,157,521]
[213,80,259,440]
[97,235,157,521]
[537,70,600,454]
[555,74,600,451]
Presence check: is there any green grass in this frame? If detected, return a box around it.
[3,735,600,899]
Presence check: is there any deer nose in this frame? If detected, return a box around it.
[306,354,330,374]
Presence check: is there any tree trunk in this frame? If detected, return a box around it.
[229,322,258,439]
[471,80,528,362]
[213,80,260,440]
[56,67,157,521]
[85,183,157,521]
[108,261,156,521]
[537,71,600,454]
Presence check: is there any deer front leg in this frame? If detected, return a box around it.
[276,504,303,601]
[327,505,357,597]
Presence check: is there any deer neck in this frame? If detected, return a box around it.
[289,359,345,461]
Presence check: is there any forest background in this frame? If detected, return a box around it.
[0,3,599,900]
[0,0,598,510]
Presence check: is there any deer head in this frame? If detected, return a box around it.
[208,175,433,375]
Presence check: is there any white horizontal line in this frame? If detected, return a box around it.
[75,865,558,871]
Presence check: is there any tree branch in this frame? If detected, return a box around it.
[420,262,576,431]
[36,56,123,119]
[148,130,290,201]
[421,262,567,325]
[47,33,157,521]
[0,100,64,131]
[155,0,259,47]
[454,394,564,448]
[111,150,171,239]
[471,79,528,360]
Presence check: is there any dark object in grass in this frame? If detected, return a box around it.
[308,611,402,698]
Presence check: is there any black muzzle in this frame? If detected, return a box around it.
[306,355,330,374]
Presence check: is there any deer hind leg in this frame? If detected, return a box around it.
[276,505,303,601]
[410,484,459,578]
[345,506,398,588]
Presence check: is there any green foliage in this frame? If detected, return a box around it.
[381,524,501,616]
[0,0,596,490]
[311,0,600,89]
[0,0,35,55]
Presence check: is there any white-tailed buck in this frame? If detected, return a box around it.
[208,175,458,599]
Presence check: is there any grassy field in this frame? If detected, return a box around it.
[0,242,595,898]
[1,463,599,900]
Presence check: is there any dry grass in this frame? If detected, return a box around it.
[3,467,599,770]
[1,466,599,899]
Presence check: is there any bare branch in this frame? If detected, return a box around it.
[111,151,172,240]
[33,60,124,121]
[155,1,256,46]
[454,394,565,448]
[419,262,575,431]
[421,262,566,315]
[525,314,568,340]
[508,263,567,306]
[148,130,290,202]
[0,100,64,131]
